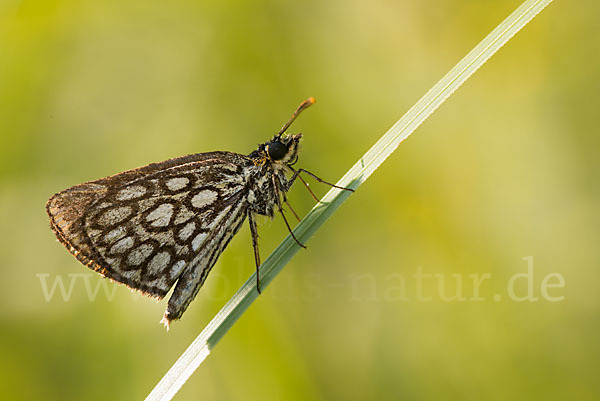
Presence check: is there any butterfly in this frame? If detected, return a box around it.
[46,98,353,328]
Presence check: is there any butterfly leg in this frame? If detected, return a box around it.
[272,174,307,249]
[282,192,301,222]
[287,166,355,199]
[287,168,319,201]
[248,212,262,294]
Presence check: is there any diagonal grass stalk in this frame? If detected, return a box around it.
[146,0,554,399]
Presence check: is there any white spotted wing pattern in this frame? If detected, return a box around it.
[47,151,257,326]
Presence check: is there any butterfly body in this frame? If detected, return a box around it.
[46,98,351,327]
[47,131,305,325]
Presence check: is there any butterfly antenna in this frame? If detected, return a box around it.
[276,97,315,139]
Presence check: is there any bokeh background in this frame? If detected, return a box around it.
[1,0,598,400]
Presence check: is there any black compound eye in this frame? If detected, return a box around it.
[267,141,287,160]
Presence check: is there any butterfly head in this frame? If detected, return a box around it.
[249,133,302,166]
[267,133,302,164]
[249,98,314,167]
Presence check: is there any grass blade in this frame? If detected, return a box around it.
[145,0,553,399]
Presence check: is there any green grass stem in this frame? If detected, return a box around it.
[146,1,553,399]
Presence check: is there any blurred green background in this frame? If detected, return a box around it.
[1,0,598,400]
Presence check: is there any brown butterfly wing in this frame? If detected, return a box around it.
[46,151,251,300]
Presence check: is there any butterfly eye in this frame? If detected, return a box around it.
[267,141,287,160]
